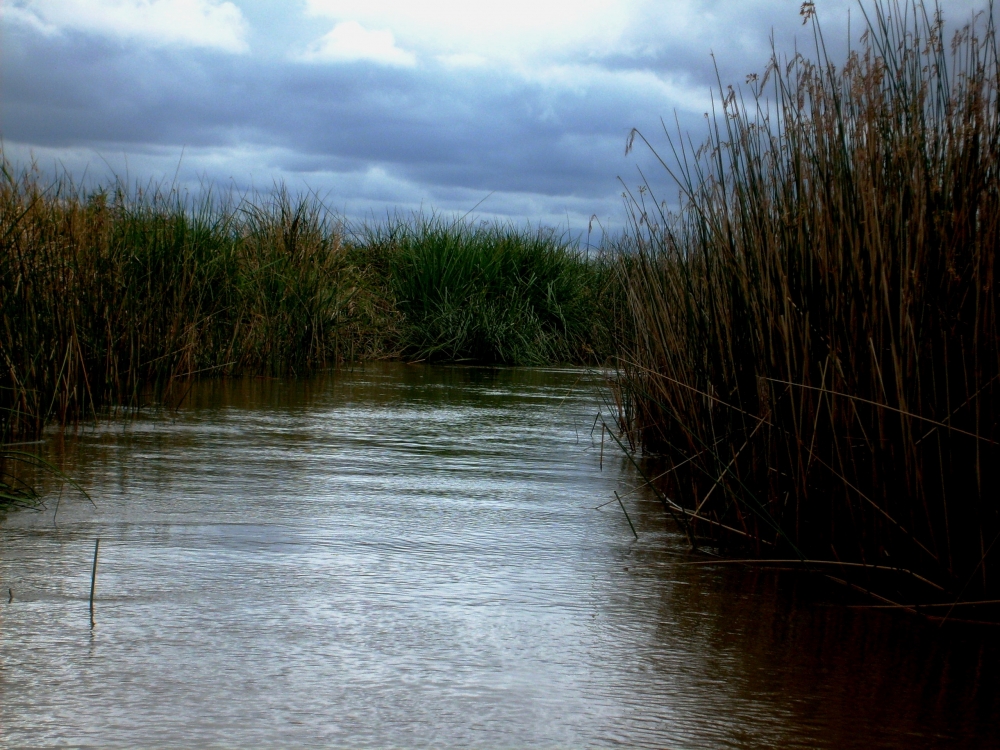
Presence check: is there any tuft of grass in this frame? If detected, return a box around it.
[351,215,612,365]
[613,0,1000,603]
[0,448,91,512]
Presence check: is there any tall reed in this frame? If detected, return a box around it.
[1,163,617,440]
[0,164,357,438]
[615,1,1000,601]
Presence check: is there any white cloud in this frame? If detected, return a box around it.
[299,0,755,68]
[299,20,415,66]
[3,6,61,35]
[5,0,249,52]
[303,0,627,63]
[435,53,487,69]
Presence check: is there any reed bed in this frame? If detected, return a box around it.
[0,166,358,438]
[0,165,614,441]
[614,0,1000,603]
[354,216,612,364]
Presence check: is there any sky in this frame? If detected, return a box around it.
[0,0,984,236]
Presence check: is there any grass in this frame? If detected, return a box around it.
[0,449,46,511]
[0,166,358,438]
[0,447,91,512]
[353,216,612,364]
[0,164,614,441]
[612,0,1000,604]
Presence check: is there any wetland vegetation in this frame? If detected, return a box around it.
[3,0,999,615]
[612,0,1000,611]
[0,173,616,441]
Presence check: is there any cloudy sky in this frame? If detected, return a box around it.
[0,0,979,234]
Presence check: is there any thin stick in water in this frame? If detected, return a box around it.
[615,491,638,539]
[89,538,100,627]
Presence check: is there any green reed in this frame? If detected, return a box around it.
[613,0,1000,603]
[1,164,615,441]
[350,215,613,364]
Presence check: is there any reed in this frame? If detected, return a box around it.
[0,164,357,438]
[613,0,1000,602]
[1,164,616,440]
[0,447,92,511]
[0,449,45,510]
[351,215,612,364]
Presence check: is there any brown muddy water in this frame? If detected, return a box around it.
[1,363,998,748]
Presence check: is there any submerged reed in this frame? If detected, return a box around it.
[614,0,1000,602]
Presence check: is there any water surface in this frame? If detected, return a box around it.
[2,364,998,748]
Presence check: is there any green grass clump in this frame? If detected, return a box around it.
[352,216,611,364]
[613,0,1000,604]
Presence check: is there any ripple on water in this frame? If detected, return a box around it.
[2,363,998,748]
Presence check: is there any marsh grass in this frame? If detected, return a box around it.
[0,450,44,510]
[0,164,357,438]
[0,448,91,512]
[1,164,615,441]
[614,0,1000,603]
[351,216,613,364]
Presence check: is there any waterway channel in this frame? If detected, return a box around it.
[1,363,998,747]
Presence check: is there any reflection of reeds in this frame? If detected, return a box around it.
[613,1,1000,601]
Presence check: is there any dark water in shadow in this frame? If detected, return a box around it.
[1,363,998,748]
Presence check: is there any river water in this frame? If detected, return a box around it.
[1,363,998,748]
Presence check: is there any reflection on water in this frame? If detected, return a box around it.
[1,363,998,748]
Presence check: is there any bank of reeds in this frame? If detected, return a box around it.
[0,166,360,438]
[614,0,1000,604]
[0,165,612,441]
[355,217,611,364]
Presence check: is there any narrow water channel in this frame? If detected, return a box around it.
[1,364,997,748]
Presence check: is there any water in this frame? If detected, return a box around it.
[2,363,998,748]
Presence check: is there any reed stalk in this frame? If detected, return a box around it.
[613,0,1000,601]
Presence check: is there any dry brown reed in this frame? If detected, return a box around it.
[614,1,1000,602]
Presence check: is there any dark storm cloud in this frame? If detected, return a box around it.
[6,0,978,229]
[2,23,680,202]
